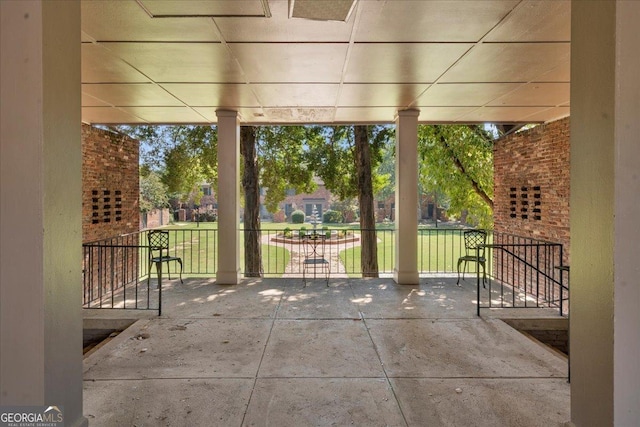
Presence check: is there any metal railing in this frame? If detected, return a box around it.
[82,228,219,312]
[242,228,394,277]
[83,232,153,310]
[83,227,568,317]
[475,232,569,316]
[418,228,481,274]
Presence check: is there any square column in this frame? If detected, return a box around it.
[216,110,241,284]
[394,109,420,284]
[0,1,87,426]
[571,1,640,426]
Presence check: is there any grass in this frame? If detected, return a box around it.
[151,221,476,278]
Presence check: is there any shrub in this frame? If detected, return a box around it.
[291,209,305,224]
[283,227,292,238]
[323,209,343,223]
[299,226,306,238]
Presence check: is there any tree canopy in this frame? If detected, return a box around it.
[139,169,169,213]
[418,125,494,228]
[117,125,218,203]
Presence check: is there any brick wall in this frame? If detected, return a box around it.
[82,124,139,243]
[494,117,570,265]
[82,125,140,304]
[141,208,171,229]
[278,184,333,220]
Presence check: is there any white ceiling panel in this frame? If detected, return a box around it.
[215,0,353,42]
[253,84,340,107]
[119,107,210,123]
[535,61,571,83]
[458,106,549,122]
[487,83,570,107]
[82,84,185,107]
[440,43,571,83]
[104,43,245,83]
[416,83,523,107]
[334,108,398,124]
[485,0,571,42]
[82,44,151,83]
[345,43,473,83]
[140,0,268,17]
[162,84,261,107]
[263,108,336,123]
[80,1,573,124]
[521,107,571,123]
[355,0,519,42]
[418,107,479,123]
[81,1,219,42]
[192,107,266,123]
[338,84,430,107]
[82,107,147,124]
[82,93,111,108]
[229,43,349,83]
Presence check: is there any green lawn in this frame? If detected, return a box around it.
[152,221,478,278]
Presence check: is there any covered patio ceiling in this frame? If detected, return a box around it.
[81,0,570,125]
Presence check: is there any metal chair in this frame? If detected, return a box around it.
[456,229,487,287]
[147,230,183,285]
[302,232,330,286]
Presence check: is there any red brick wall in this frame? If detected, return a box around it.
[82,124,139,243]
[141,208,171,229]
[494,117,570,265]
[82,125,140,305]
[278,184,333,220]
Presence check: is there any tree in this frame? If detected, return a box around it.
[139,170,169,213]
[117,125,218,204]
[241,126,262,277]
[307,125,393,276]
[418,125,494,228]
[256,126,318,213]
[354,126,378,277]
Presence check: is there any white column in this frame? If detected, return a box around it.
[571,2,640,426]
[394,109,420,284]
[0,1,87,426]
[216,110,241,284]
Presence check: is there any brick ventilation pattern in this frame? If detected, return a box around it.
[82,124,139,243]
[493,118,570,307]
[82,125,140,299]
[494,117,570,266]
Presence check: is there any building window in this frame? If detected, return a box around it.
[201,186,212,196]
[378,201,385,209]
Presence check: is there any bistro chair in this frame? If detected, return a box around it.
[147,230,183,285]
[302,232,330,286]
[456,229,487,287]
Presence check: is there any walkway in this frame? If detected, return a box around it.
[83,277,569,426]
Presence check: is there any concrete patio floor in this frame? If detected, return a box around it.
[83,277,569,427]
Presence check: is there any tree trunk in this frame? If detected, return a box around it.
[354,125,379,277]
[240,126,262,277]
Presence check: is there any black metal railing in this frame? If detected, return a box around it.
[475,232,569,316]
[83,227,568,317]
[242,228,394,277]
[82,228,219,312]
[418,228,477,274]
[82,232,154,310]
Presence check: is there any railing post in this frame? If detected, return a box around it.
[476,246,481,317]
